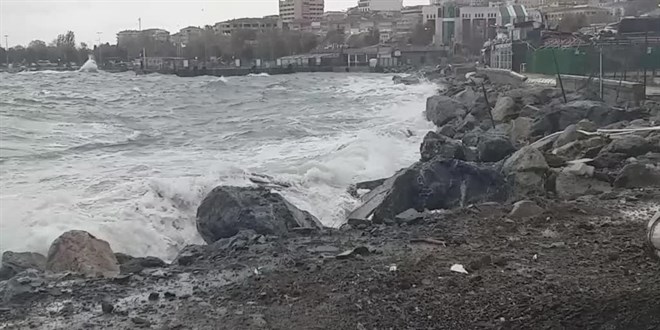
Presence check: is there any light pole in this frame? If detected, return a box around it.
[4,35,8,67]
[97,32,103,66]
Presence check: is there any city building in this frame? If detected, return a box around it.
[517,0,546,9]
[456,5,527,52]
[357,0,403,12]
[142,29,171,42]
[279,0,325,24]
[424,3,460,46]
[213,17,281,35]
[546,0,589,7]
[174,26,203,46]
[117,30,141,46]
[544,5,614,25]
[117,29,170,47]
[399,5,424,34]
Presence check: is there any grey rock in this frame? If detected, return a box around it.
[335,246,371,260]
[509,117,534,145]
[393,75,420,85]
[503,146,549,174]
[0,252,46,281]
[509,200,544,219]
[369,158,510,222]
[461,127,485,147]
[553,136,608,160]
[477,135,516,162]
[591,152,628,169]
[115,254,167,275]
[101,301,114,314]
[553,124,580,149]
[196,186,323,243]
[503,146,549,196]
[1,269,42,303]
[437,124,457,137]
[347,178,386,198]
[46,230,119,278]
[456,113,478,133]
[426,95,468,126]
[576,119,597,132]
[533,100,643,136]
[556,168,612,199]
[614,163,660,188]
[420,131,467,162]
[492,96,517,122]
[395,208,426,224]
[604,135,653,157]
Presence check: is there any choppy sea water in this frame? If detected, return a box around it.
[0,71,437,260]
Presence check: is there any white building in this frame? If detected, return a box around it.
[174,26,203,46]
[357,0,403,12]
[279,0,325,23]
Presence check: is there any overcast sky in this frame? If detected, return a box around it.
[0,0,429,47]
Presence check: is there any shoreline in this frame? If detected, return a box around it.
[1,70,660,329]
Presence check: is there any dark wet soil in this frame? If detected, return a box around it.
[1,190,659,330]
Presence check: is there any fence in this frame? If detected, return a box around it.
[525,40,660,85]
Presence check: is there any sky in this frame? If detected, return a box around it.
[0,0,430,47]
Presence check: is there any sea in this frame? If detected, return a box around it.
[0,71,438,260]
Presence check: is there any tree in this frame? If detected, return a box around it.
[409,21,435,46]
[323,29,346,46]
[558,14,588,33]
[54,31,78,63]
[347,29,380,48]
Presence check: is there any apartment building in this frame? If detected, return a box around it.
[357,0,403,12]
[399,5,424,34]
[545,5,614,24]
[117,29,170,46]
[279,0,325,24]
[213,17,281,35]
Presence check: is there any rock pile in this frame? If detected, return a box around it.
[348,76,660,223]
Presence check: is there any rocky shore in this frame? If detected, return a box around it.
[2,72,660,329]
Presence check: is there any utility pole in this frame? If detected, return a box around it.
[599,45,604,100]
[4,35,8,67]
[138,18,142,31]
[643,31,648,99]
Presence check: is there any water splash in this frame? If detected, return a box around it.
[79,55,98,73]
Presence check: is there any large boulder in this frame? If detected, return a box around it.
[461,127,485,147]
[46,230,120,278]
[503,146,549,196]
[505,87,560,106]
[420,131,467,162]
[553,124,580,149]
[196,186,323,243]
[477,135,516,162]
[532,100,644,136]
[614,163,660,188]
[509,117,534,146]
[349,158,510,223]
[492,96,517,122]
[0,252,46,281]
[603,135,653,157]
[426,95,467,126]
